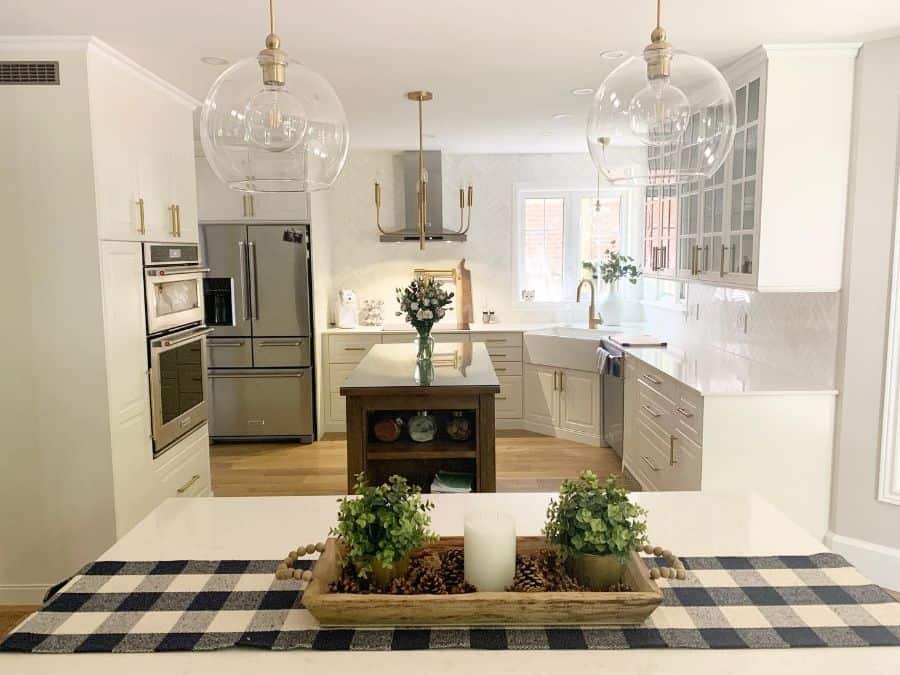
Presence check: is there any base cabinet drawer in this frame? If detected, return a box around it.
[155,424,210,499]
[209,369,313,437]
[496,376,523,419]
[253,338,311,367]
[488,346,523,362]
[471,332,523,349]
[329,335,381,363]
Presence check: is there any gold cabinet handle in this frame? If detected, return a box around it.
[494,367,507,372]
[691,244,701,275]
[177,474,200,494]
[558,371,564,392]
[552,371,558,391]
[640,374,662,386]
[675,406,693,418]
[169,204,178,236]
[485,338,507,343]
[496,395,508,401]
[641,404,661,418]
[641,455,660,472]
[136,198,145,235]
[720,244,730,277]
[669,436,678,466]
[175,204,182,237]
[344,347,368,351]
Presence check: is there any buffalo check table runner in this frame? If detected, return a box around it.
[2,553,899,653]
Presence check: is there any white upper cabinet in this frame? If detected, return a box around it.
[673,44,859,292]
[88,42,199,243]
[196,157,310,223]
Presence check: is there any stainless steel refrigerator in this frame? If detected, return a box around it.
[202,223,314,442]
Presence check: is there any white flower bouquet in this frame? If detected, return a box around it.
[395,276,454,338]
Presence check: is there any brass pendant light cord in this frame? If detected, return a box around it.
[656,0,662,29]
[269,0,275,35]
[418,95,425,250]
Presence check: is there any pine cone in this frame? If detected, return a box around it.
[538,549,583,592]
[329,572,363,594]
[388,576,414,595]
[415,567,448,594]
[441,549,465,589]
[510,554,546,592]
[407,552,441,586]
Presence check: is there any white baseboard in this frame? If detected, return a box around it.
[520,420,605,447]
[0,583,50,605]
[824,530,900,591]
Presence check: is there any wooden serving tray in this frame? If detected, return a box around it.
[302,537,663,627]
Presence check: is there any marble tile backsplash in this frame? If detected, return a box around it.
[643,284,840,386]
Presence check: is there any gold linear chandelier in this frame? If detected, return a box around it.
[374,91,473,250]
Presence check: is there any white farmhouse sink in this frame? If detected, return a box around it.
[523,326,612,372]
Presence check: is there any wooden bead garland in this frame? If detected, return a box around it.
[275,542,325,581]
[641,543,686,581]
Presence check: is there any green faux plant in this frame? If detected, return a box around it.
[583,245,641,286]
[543,471,648,562]
[331,473,436,579]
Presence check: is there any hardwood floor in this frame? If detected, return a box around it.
[0,605,37,640]
[211,430,628,496]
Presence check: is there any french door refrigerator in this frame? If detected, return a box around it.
[202,223,314,442]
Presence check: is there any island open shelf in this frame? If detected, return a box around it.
[340,342,500,493]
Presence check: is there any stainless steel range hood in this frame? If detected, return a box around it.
[379,150,467,243]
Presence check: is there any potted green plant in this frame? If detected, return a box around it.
[331,473,436,587]
[582,245,640,326]
[543,471,648,590]
[395,275,454,361]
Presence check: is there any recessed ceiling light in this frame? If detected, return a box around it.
[600,50,627,60]
[571,88,594,96]
[200,56,229,66]
[552,112,574,120]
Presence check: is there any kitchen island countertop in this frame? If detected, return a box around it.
[3,491,897,673]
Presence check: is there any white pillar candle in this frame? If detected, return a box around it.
[464,510,516,592]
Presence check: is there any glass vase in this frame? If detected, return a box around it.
[414,332,434,362]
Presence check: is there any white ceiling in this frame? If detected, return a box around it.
[4,0,899,152]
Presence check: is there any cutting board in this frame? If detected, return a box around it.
[609,334,667,347]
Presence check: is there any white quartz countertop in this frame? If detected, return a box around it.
[324,322,554,334]
[618,342,838,396]
[4,492,895,673]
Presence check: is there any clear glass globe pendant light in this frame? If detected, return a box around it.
[200,0,350,192]
[586,0,735,186]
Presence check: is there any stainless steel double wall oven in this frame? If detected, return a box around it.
[143,243,211,456]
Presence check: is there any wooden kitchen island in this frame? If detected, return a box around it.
[340,342,500,492]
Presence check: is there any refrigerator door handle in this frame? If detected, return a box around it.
[248,240,259,320]
[238,241,250,321]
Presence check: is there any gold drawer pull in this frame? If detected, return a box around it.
[259,341,303,347]
[177,474,201,494]
[640,374,662,386]
[641,456,660,472]
[485,338,507,343]
[641,404,661,417]
[344,347,368,351]
[670,436,678,466]
[494,367,507,372]
[676,407,693,418]
[496,395,508,400]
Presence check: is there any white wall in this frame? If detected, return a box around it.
[309,191,333,436]
[325,151,644,327]
[0,42,117,602]
[829,35,900,589]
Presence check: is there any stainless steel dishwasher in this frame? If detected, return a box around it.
[599,339,625,458]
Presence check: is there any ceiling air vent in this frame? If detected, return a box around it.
[0,61,60,85]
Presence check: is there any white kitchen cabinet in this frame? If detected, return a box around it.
[558,369,601,437]
[523,364,558,428]
[622,356,835,539]
[88,42,198,243]
[672,44,858,292]
[523,364,602,444]
[195,157,309,222]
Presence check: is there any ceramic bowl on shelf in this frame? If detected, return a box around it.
[373,417,402,443]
